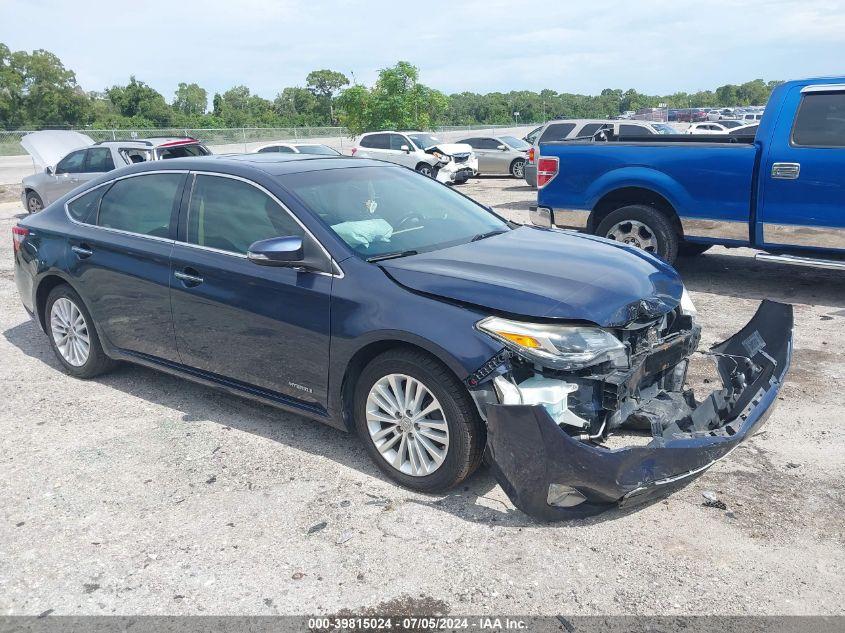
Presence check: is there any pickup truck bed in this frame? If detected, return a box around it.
[533,76,845,268]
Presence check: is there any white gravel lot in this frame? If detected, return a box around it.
[0,177,843,616]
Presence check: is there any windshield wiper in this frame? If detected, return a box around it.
[470,230,509,242]
[366,250,419,262]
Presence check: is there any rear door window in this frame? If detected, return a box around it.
[360,134,389,149]
[539,123,576,143]
[97,173,184,238]
[84,148,116,173]
[792,92,845,147]
[620,124,653,136]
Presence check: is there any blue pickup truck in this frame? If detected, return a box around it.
[531,76,845,267]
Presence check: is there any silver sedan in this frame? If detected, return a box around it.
[456,135,530,178]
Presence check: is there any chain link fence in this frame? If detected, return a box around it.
[0,123,537,157]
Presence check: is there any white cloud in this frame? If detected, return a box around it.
[3,0,844,98]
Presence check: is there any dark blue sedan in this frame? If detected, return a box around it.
[12,154,793,520]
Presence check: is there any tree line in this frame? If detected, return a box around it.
[1,42,781,134]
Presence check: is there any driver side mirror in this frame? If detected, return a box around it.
[497,144,507,151]
[45,166,54,175]
[400,144,410,153]
[247,236,304,266]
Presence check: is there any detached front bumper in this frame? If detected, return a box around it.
[485,300,793,521]
[435,156,478,184]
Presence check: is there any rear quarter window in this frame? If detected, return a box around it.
[67,187,104,223]
[539,123,576,143]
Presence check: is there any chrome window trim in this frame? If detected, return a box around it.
[187,171,344,278]
[800,84,845,94]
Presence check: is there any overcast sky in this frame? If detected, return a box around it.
[3,0,844,100]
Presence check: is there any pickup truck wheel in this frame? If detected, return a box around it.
[678,243,712,256]
[354,348,485,493]
[596,205,679,262]
[26,191,43,213]
[415,163,435,178]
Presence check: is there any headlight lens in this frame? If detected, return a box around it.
[680,287,697,317]
[477,316,627,370]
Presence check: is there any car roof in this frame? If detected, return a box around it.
[108,153,391,177]
[96,137,204,148]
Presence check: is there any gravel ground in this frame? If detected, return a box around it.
[0,178,843,616]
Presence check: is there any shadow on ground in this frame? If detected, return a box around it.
[4,318,661,528]
[675,250,845,308]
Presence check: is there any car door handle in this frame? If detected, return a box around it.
[174,270,204,286]
[771,162,800,179]
[71,245,93,258]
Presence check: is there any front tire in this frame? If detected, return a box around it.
[510,158,526,178]
[354,348,485,493]
[415,163,435,178]
[595,204,679,263]
[26,191,43,214]
[45,285,116,379]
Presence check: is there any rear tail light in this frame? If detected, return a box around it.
[350,147,358,156]
[537,157,559,188]
[12,225,29,254]
[527,147,535,164]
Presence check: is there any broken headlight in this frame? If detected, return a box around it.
[477,316,627,370]
[680,287,697,318]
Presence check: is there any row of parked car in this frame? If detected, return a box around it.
[21,128,544,213]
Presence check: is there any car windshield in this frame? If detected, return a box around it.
[650,123,678,134]
[500,135,530,149]
[280,166,509,259]
[295,145,340,155]
[407,134,440,149]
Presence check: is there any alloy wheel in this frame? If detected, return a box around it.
[512,160,525,178]
[605,220,658,253]
[365,373,449,477]
[27,195,42,213]
[50,298,90,367]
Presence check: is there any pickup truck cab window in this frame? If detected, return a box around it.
[791,91,845,147]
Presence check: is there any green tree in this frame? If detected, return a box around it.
[337,61,448,135]
[0,43,91,128]
[173,82,207,116]
[306,69,349,125]
[106,76,172,126]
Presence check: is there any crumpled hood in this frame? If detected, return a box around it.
[378,226,683,327]
[20,131,93,169]
[428,143,472,157]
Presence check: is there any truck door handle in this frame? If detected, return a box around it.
[174,269,204,286]
[71,245,93,258]
[771,162,800,179]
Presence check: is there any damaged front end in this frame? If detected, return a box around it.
[425,144,478,184]
[470,300,793,521]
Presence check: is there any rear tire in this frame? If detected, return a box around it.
[510,158,526,178]
[26,191,43,214]
[595,204,679,263]
[353,348,485,493]
[415,163,435,178]
[44,285,116,379]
